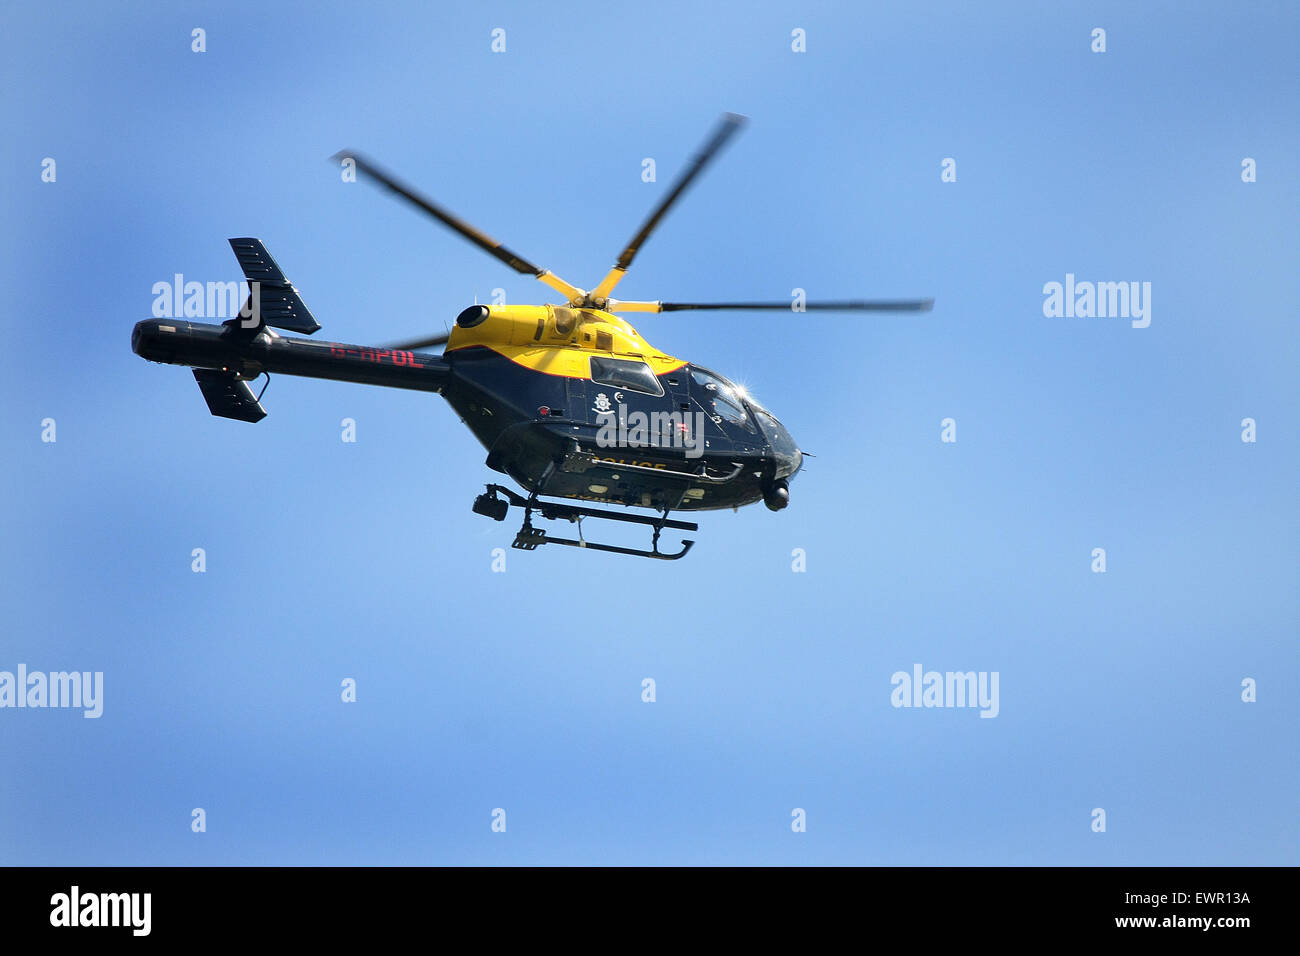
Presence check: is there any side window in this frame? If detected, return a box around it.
[589,356,664,396]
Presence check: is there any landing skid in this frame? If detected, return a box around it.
[472,484,697,560]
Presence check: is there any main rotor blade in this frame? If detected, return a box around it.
[334,150,586,303]
[588,113,748,303]
[382,332,451,351]
[608,298,935,313]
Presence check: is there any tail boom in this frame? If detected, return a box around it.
[131,318,449,420]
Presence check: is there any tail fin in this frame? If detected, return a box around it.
[228,238,321,334]
[192,369,267,423]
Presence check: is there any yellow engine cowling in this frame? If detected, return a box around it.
[445,305,684,378]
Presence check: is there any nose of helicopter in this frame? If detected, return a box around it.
[757,414,802,511]
[766,419,802,479]
[773,440,802,480]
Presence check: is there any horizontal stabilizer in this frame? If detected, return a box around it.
[227,238,321,334]
[193,369,267,423]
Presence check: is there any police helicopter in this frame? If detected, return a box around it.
[131,114,932,559]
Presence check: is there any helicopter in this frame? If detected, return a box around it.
[131,113,932,560]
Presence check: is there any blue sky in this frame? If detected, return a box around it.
[1,0,1296,865]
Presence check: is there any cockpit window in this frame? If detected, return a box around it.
[691,367,754,431]
[589,356,664,396]
[756,410,797,458]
